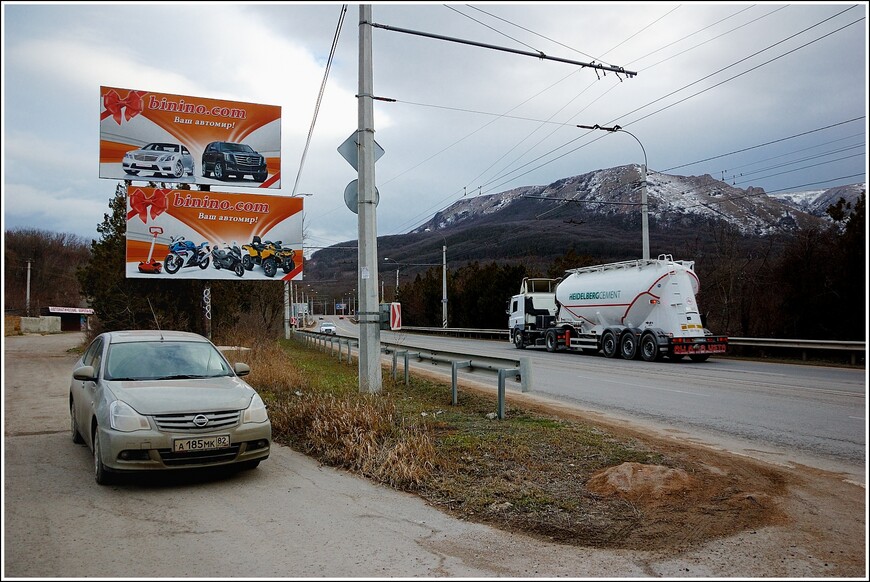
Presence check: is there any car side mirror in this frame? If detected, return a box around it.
[73,365,96,381]
[233,362,251,377]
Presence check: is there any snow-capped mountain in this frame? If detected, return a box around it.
[769,183,865,217]
[413,165,865,237]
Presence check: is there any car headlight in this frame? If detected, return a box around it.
[157,154,172,162]
[109,400,150,432]
[124,152,133,159]
[223,153,234,162]
[242,393,269,424]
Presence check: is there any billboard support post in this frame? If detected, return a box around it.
[203,283,212,340]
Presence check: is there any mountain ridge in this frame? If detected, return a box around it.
[305,166,865,289]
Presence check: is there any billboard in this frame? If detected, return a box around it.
[125,187,303,281]
[100,86,281,188]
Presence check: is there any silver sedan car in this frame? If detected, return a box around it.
[69,330,271,485]
[122,142,195,179]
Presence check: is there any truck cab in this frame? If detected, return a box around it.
[508,278,559,348]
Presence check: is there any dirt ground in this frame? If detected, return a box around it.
[417,374,868,577]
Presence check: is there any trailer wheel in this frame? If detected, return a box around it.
[620,332,638,360]
[601,330,618,358]
[513,329,525,349]
[640,332,660,362]
[545,330,559,352]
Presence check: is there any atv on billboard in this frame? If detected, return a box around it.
[99,86,281,188]
[125,186,303,281]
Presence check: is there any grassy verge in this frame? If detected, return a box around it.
[230,334,783,550]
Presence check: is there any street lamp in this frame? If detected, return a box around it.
[384,258,401,299]
[578,124,649,260]
[425,229,448,328]
[284,192,314,338]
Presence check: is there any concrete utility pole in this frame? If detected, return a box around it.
[284,282,291,339]
[357,4,382,393]
[442,243,448,328]
[25,259,32,317]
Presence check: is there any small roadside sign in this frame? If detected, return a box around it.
[338,131,384,172]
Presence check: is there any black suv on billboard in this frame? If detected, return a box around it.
[201,141,268,182]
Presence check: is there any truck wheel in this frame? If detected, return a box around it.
[620,333,638,360]
[689,354,710,362]
[640,332,660,362]
[602,330,618,358]
[513,330,525,349]
[545,330,558,352]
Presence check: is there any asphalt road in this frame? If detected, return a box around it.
[370,323,867,483]
[3,331,865,578]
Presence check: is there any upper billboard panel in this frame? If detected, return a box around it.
[99,86,281,189]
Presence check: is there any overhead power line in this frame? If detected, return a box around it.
[290,4,348,197]
[663,117,865,172]
[368,20,637,78]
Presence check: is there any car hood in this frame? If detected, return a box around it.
[107,376,255,415]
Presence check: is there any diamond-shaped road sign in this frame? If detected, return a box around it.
[338,131,384,172]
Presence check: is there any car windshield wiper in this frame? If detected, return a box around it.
[152,374,209,380]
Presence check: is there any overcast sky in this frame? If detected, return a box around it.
[2,2,867,255]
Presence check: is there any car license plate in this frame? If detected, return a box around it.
[173,435,231,452]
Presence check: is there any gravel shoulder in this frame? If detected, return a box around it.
[2,332,866,578]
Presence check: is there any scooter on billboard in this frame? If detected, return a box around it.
[137,226,164,274]
[211,242,245,277]
[164,235,210,274]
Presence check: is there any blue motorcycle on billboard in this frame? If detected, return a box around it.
[164,235,210,274]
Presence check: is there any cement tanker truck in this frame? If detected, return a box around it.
[507,254,728,362]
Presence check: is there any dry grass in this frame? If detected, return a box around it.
[233,333,787,550]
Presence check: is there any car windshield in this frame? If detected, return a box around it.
[223,143,254,153]
[105,341,233,381]
[144,143,179,152]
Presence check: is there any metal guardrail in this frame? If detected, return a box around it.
[296,330,531,419]
[400,327,865,365]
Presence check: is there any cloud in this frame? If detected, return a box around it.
[2,3,866,248]
[3,182,108,239]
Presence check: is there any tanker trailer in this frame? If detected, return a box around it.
[508,254,728,362]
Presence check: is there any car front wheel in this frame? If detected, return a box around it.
[70,401,84,444]
[214,162,225,180]
[93,429,113,486]
[172,160,184,178]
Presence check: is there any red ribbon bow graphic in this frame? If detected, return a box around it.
[101,90,146,125]
[127,188,170,223]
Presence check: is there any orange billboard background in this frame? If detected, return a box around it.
[126,187,303,281]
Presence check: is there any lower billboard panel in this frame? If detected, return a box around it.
[125,186,303,281]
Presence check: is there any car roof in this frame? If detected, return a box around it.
[103,330,211,344]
